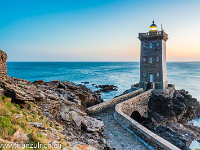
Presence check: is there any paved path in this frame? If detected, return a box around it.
[92,108,151,150]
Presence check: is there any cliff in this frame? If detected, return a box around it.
[0,76,109,150]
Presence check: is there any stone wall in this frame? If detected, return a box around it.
[87,88,143,115]
[0,50,7,81]
[120,90,152,118]
[115,90,180,150]
[152,84,175,98]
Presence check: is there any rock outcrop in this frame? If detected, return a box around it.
[0,50,7,80]
[96,85,118,92]
[141,89,200,149]
[1,77,103,107]
[0,77,108,149]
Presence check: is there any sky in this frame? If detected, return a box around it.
[0,0,200,62]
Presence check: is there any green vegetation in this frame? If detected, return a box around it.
[14,104,21,110]
[0,116,15,137]
[2,95,6,102]
[0,95,68,150]
[6,102,12,109]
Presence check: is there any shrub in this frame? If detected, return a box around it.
[15,104,21,110]
[2,95,6,103]
[0,116,15,137]
[6,102,12,109]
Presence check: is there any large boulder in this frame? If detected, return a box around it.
[81,116,105,132]
[61,81,78,90]
[60,105,71,122]
[75,84,103,107]
[1,77,37,101]
[33,80,45,86]
[44,80,60,88]
[68,111,105,132]
[69,111,82,127]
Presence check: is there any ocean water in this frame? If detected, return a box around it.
[7,62,200,101]
[6,62,200,149]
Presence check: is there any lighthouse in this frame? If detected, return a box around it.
[138,21,168,90]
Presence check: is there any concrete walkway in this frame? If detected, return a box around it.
[92,108,151,150]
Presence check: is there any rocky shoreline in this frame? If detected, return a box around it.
[1,76,200,149]
[0,76,111,149]
[137,89,200,150]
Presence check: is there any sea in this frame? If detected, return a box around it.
[7,62,200,101]
[7,62,200,149]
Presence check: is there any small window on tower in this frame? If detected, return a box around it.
[143,43,146,47]
[156,43,159,46]
[156,57,159,61]
[149,43,152,49]
[143,58,146,61]
[143,72,146,76]
[149,57,152,63]
[157,73,159,77]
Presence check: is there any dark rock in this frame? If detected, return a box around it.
[61,81,78,90]
[143,89,200,149]
[75,84,103,107]
[44,80,60,88]
[148,94,176,118]
[33,80,45,86]
[81,82,89,84]
[97,85,118,92]
[57,82,66,89]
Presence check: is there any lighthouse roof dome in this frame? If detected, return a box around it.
[150,20,157,31]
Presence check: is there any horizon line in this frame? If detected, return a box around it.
[6,61,200,63]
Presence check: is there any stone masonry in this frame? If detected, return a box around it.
[115,90,180,150]
[0,50,7,80]
[139,21,168,90]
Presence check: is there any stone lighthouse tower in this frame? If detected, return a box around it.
[138,21,168,90]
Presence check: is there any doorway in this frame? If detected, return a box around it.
[150,73,153,82]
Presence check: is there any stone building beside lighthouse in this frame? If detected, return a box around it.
[0,50,7,80]
[138,21,168,90]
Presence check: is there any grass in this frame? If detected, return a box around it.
[0,95,69,150]
[0,116,15,137]
[6,102,13,110]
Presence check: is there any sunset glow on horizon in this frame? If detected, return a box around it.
[0,0,200,62]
